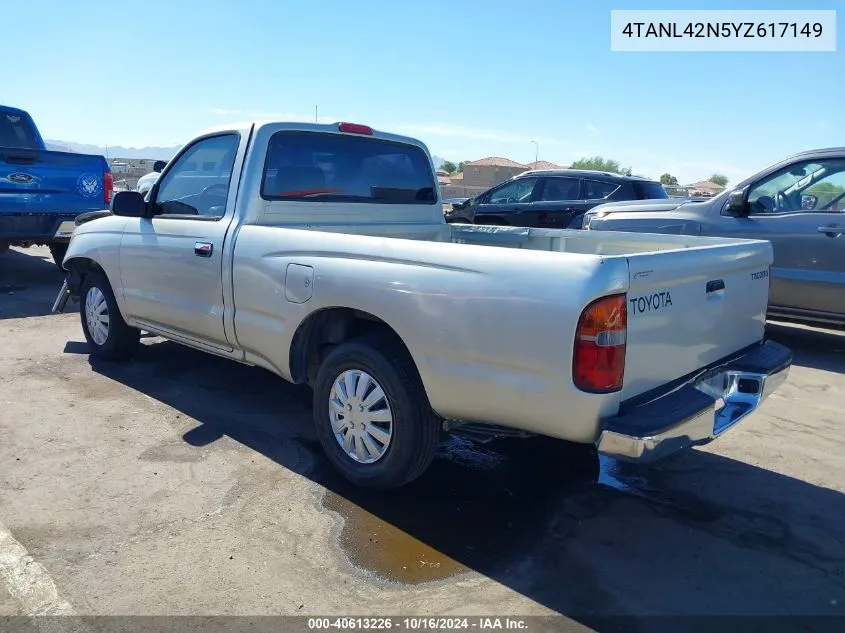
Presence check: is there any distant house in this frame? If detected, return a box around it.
[686,180,727,197]
[435,168,451,185]
[461,157,529,188]
[441,157,570,199]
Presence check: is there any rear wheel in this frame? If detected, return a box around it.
[49,242,68,271]
[79,271,140,361]
[312,333,440,489]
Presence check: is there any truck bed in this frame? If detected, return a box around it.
[236,211,772,416]
[448,224,772,400]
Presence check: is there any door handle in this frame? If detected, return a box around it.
[706,279,725,293]
[817,226,843,237]
[194,242,213,257]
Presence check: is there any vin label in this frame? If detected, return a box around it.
[610,10,836,52]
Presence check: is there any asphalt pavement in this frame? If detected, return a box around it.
[1,246,843,633]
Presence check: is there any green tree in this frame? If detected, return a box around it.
[457,161,465,173]
[659,173,678,186]
[571,156,631,175]
[709,173,729,187]
[441,161,457,174]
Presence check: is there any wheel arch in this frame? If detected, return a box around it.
[288,306,422,389]
[64,255,132,323]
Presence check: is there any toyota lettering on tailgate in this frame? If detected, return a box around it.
[629,291,673,315]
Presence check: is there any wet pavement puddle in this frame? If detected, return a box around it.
[315,435,605,584]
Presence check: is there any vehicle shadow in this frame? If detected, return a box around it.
[766,322,845,374]
[0,247,64,320]
[87,340,845,631]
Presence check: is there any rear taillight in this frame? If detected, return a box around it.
[104,171,113,205]
[573,293,627,393]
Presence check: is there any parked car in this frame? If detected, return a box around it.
[446,170,669,229]
[52,120,791,490]
[584,147,845,328]
[136,160,167,196]
[0,104,112,268]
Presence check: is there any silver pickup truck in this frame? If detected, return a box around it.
[52,120,792,489]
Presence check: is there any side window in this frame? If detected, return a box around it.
[488,177,539,204]
[583,179,620,200]
[801,164,845,212]
[154,133,239,219]
[745,159,845,215]
[610,181,637,201]
[537,177,579,202]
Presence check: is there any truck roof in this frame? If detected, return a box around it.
[199,120,431,152]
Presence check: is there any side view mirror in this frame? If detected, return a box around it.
[153,160,166,173]
[728,189,749,216]
[111,191,149,217]
[801,194,819,210]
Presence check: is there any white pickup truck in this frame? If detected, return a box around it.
[52,120,792,489]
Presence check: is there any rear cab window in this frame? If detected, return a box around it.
[0,110,40,149]
[261,131,437,205]
[633,181,669,199]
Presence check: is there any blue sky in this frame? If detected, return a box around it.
[1,0,841,185]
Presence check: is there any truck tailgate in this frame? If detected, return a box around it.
[622,240,772,400]
[1,148,108,215]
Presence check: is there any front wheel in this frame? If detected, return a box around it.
[79,271,140,361]
[312,334,441,490]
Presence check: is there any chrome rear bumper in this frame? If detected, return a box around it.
[597,340,792,463]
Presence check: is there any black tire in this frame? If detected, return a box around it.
[79,270,140,361]
[312,333,440,490]
[49,242,68,271]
